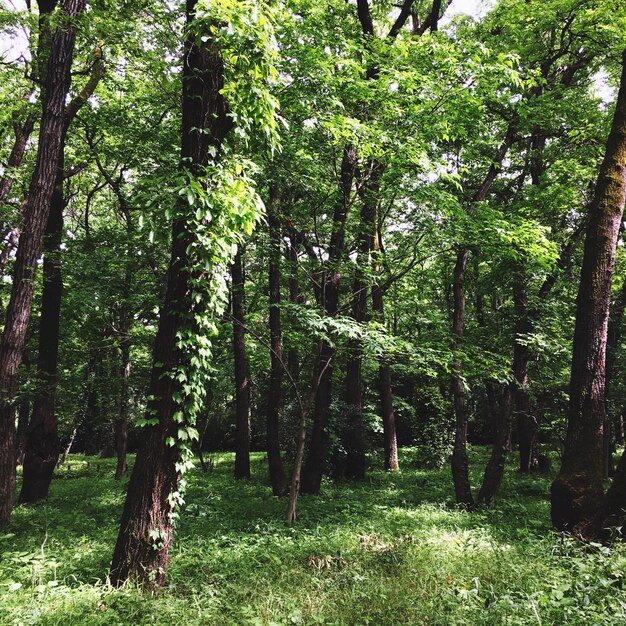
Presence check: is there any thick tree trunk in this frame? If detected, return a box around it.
[20,40,104,502]
[19,174,64,503]
[477,383,514,505]
[551,50,626,532]
[232,249,251,480]
[301,146,356,494]
[0,0,85,525]
[110,0,232,585]
[266,185,287,495]
[450,246,474,506]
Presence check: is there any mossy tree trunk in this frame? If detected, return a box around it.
[551,49,626,532]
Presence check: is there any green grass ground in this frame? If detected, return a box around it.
[1,447,625,625]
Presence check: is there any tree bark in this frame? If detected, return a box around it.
[266,185,287,495]
[551,49,626,532]
[605,270,626,446]
[115,262,132,480]
[286,223,302,383]
[477,383,514,505]
[232,249,251,480]
[110,0,232,585]
[0,0,86,525]
[19,40,104,503]
[450,246,474,506]
[372,228,399,472]
[343,168,379,480]
[19,174,63,503]
[512,271,536,473]
[0,113,36,206]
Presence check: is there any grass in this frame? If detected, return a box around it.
[1,447,626,625]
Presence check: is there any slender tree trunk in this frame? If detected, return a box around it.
[450,246,474,506]
[515,133,545,472]
[110,0,232,585]
[448,127,517,508]
[372,228,399,472]
[512,272,536,473]
[286,224,301,383]
[266,185,287,495]
[115,266,132,480]
[0,0,86,525]
[0,113,36,269]
[301,146,356,494]
[287,343,329,524]
[0,228,21,277]
[232,249,251,479]
[0,114,36,206]
[477,383,514,505]
[343,181,377,480]
[551,50,626,532]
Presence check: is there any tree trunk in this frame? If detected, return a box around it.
[477,383,514,505]
[605,270,626,446]
[115,265,132,480]
[110,0,232,585]
[551,49,626,532]
[0,114,36,206]
[19,174,64,503]
[300,145,356,494]
[286,224,301,383]
[450,246,474,506]
[0,0,86,525]
[20,39,104,502]
[512,271,536,473]
[371,228,399,472]
[343,174,378,480]
[344,340,365,479]
[266,185,287,495]
[232,249,251,480]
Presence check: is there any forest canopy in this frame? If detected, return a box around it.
[3,0,626,623]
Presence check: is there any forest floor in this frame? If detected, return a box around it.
[1,447,626,626]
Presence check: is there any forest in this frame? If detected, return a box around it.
[2,0,626,623]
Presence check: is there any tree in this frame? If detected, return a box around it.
[551,48,626,532]
[0,0,87,525]
[110,0,278,585]
[20,42,105,504]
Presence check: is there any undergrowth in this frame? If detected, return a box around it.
[1,447,625,625]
